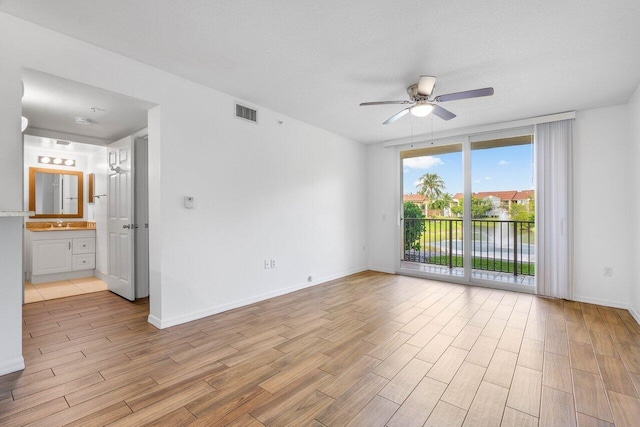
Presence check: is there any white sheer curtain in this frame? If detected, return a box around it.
[535,119,574,298]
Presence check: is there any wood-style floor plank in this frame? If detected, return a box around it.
[2,271,640,425]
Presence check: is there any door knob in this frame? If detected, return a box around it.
[123,224,131,229]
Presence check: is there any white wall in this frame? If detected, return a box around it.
[0,58,25,376]
[572,105,633,307]
[87,147,108,276]
[629,85,640,320]
[366,143,398,273]
[365,104,638,310]
[0,13,368,372]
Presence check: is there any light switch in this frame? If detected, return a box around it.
[184,196,194,209]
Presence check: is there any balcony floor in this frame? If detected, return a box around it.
[401,261,535,287]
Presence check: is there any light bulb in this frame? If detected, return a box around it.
[53,158,62,165]
[410,103,435,117]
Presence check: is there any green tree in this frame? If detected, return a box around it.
[429,193,453,217]
[450,196,493,218]
[510,196,535,231]
[404,202,425,251]
[416,173,446,217]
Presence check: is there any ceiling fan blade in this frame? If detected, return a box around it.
[432,105,456,121]
[417,75,437,96]
[435,87,494,103]
[360,100,412,106]
[383,108,410,125]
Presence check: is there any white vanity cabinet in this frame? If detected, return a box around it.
[27,229,96,284]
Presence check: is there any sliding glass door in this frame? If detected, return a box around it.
[400,132,535,291]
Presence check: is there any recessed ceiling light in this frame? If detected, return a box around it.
[75,116,93,125]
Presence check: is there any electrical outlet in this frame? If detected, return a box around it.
[604,267,613,277]
[264,260,270,270]
[270,259,276,268]
[307,275,313,282]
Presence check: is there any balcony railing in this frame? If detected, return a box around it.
[404,218,535,276]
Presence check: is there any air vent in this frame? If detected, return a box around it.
[235,104,257,123]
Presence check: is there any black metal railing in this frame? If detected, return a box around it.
[404,218,535,276]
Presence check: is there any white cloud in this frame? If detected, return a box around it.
[403,156,444,169]
[498,160,510,166]
[403,168,409,174]
[485,176,492,180]
[474,179,481,183]
[413,179,421,188]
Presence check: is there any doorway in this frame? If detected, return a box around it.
[21,67,155,304]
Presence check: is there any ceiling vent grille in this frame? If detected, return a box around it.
[235,104,257,123]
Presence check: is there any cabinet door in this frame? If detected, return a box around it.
[32,239,72,275]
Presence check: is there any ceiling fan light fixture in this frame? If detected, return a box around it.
[410,102,434,117]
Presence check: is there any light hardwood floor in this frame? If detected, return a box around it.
[3,271,640,426]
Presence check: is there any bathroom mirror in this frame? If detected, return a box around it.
[29,167,84,218]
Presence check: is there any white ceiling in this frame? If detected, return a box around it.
[4,0,640,144]
[23,134,104,155]
[22,68,155,145]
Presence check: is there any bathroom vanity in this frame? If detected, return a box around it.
[25,223,96,284]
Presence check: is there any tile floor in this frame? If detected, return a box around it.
[24,277,108,303]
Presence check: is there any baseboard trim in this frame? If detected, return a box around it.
[31,269,94,285]
[150,267,367,329]
[147,314,162,329]
[0,356,25,376]
[629,305,640,325]
[572,295,629,310]
[94,271,108,282]
[367,265,395,274]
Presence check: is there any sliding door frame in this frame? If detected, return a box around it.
[396,127,536,294]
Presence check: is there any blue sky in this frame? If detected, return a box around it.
[403,144,534,195]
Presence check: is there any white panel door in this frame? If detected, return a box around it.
[107,136,135,300]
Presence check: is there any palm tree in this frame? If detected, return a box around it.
[417,173,446,217]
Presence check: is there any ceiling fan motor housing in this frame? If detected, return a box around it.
[407,84,429,101]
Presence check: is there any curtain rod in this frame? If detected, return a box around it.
[382,111,575,148]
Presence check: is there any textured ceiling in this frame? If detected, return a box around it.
[3,0,640,144]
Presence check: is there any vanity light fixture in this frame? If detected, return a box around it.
[38,156,75,167]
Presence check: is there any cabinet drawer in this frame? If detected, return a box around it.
[73,254,95,271]
[73,238,95,254]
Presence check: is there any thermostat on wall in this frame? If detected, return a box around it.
[184,196,194,209]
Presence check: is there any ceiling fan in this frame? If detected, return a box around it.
[360,75,494,124]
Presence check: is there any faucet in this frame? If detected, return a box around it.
[57,220,63,228]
